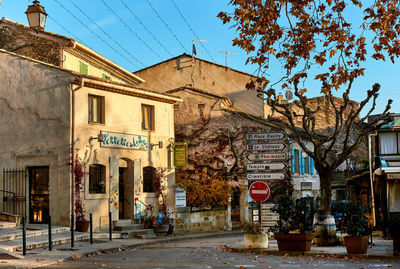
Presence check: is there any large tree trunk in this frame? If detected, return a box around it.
[317,168,333,212]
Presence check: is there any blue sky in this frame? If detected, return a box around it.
[1,0,399,115]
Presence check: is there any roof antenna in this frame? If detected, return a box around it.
[191,39,208,87]
[217,50,239,66]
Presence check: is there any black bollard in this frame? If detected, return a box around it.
[109,212,112,241]
[48,216,52,251]
[71,214,74,248]
[22,216,26,255]
[89,213,93,244]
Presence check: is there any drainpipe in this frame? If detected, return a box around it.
[368,133,377,227]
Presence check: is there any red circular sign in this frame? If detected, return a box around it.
[249,181,270,202]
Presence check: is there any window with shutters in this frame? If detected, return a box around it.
[291,149,314,175]
[79,61,88,75]
[142,104,155,130]
[88,95,105,124]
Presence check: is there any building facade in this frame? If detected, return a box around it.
[0,18,180,231]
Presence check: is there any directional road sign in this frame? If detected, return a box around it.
[247,163,287,171]
[247,143,286,151]
[249,181,270,202]
[246,132,286,140]
[246,152,287,161]
[246,172,287,180]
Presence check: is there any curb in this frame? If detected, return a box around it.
[225,246,400,261]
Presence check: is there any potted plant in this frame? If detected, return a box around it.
[242,221,268,249]
[270,196,317,252]
[339,201,369,254]
[73,154,89,232]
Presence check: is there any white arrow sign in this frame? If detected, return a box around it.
[246,152,287,161]
[247,143,286,151]
[247,163,287,171]
[247,173,287,180]
[246,132,286,140]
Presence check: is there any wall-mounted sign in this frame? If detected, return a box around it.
[101,131,148,150]
[247,172,287,180]
[247,143,286,151]
[247,163,287,171]
[246,132,286,140]
[246,152,287,161]
[174,142,188,168]
[176,187,186,207]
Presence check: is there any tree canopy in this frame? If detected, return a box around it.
[219,0,400,212]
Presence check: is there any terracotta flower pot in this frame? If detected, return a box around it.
[244,233,268,249]
[344,235,369,254]
[275,233,314,252]
[76,219,90,232]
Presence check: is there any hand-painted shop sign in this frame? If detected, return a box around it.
[100,131,148,150]
[247,143,286,151]
[247,163,287,171]
[246,172,287,180]
[246,132,286,140]
[246,152,287,161]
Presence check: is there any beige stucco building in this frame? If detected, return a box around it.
[0,18,181,231]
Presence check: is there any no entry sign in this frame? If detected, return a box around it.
[249,181,270,202]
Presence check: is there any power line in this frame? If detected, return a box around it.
[51,0,143,69]
[119,0,174,58]
[100,0,163,59]
[64,0,147,68]
[47,15,86,46]
[170,0,216,62]
[145,0,189,54]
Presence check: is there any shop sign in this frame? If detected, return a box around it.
[176,187,186,207]
[246,132,286,140]
[174,142,188,167]
[101,131,148,150]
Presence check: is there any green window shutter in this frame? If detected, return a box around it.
[79,62,88,75]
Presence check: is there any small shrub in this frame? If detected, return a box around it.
[241,221,263,234]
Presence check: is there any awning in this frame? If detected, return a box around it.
[374,167,400,175]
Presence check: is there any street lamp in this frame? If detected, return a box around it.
[25,1,47,30]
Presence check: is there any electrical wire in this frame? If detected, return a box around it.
[100,0,163,59]
[170,0,216,62]
[51,0,143,69]
[145,0,189,54]
[47,15,86,46]
[119,0,174,57]
[64,0,147,67]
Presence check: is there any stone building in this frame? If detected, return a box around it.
[0,17,180,231]
[134,55,287,230]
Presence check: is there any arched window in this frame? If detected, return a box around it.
[143,166,156,192]
[89,164,106,194]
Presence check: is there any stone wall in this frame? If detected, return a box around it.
[174,207,230,233]
[0,19,71,66]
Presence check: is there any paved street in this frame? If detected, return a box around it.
[43,236,400,269]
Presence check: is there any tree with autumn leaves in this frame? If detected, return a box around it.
[219,1,399,213]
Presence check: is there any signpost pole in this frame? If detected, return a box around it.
[258,201,262,228]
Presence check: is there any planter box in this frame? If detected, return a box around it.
[76,220,90,232]
[275,233,314,252]
[154,224,170,235]
[244,233,268,249]
[344,235,369,254]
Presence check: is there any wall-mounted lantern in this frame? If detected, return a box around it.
[25,1,47,30]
